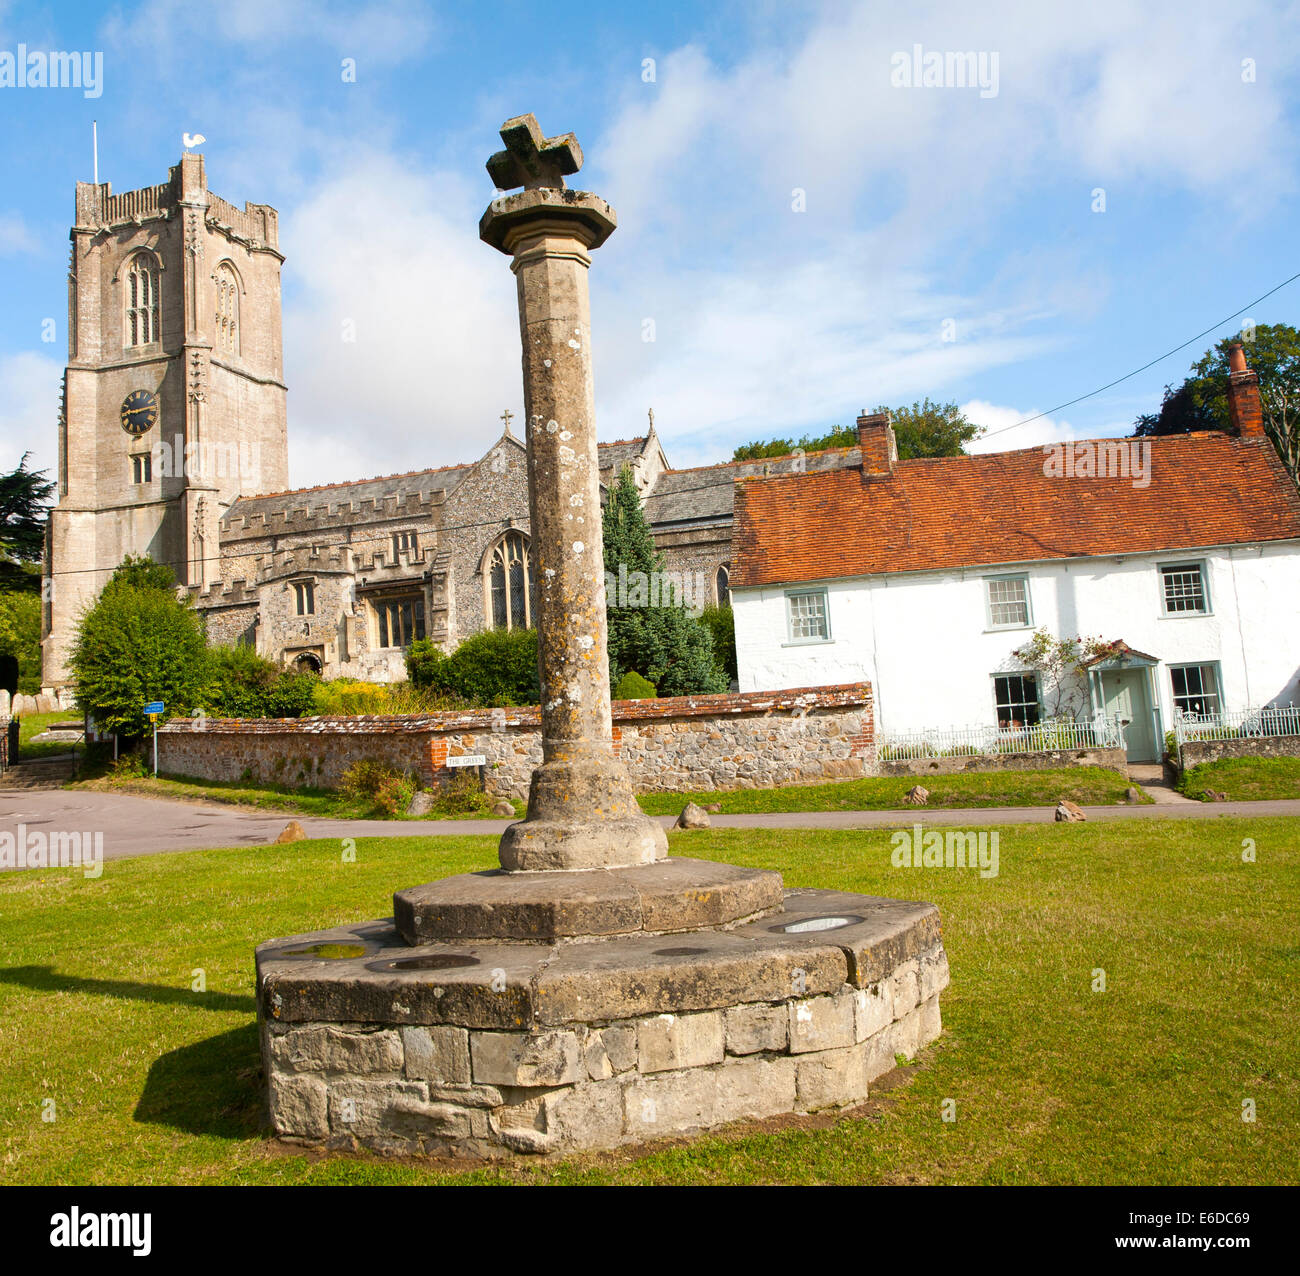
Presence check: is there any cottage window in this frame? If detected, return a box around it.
[377,596,426,649]
[1170,663,1221,717]
[294,581,315,616]
[993,674,1041,728]
[985,575,1031,629]
[1160,563,1208,615]
[786,589,829,642]
[488,531,534,631]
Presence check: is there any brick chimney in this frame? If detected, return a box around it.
[858,410,898,479]
[1226,342,1266,438]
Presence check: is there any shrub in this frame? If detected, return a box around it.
[70,558,210,736]
[373,773,416,817]
[0,591,41,693]
[313,679,392,716]
[422,769,496,817]
[408,629,539,706]
[613,670,657,700]
[337,759,395,800]
[700,605,737,683]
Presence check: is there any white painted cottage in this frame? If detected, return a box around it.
[730,347,1300,762]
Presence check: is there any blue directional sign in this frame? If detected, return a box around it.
[143,701,165,715]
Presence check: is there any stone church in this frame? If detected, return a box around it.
[41,155,855,687]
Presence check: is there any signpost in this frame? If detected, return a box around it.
[144,701,164,777]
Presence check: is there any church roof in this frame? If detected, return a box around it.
[732,434,1300,588]
[232,464,472,516]
[644,447,858,526]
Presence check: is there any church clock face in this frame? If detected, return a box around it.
[120,389,159,437]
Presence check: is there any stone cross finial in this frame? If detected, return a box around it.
[486,114,584,191]
[500,408,514,431]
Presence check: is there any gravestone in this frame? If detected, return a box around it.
[254,114,949,1158]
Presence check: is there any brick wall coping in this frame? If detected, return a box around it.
[160,682,873,735]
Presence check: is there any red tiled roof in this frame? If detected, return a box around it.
[732,434,1300,588]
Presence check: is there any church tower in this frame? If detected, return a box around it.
[42,153,289,689]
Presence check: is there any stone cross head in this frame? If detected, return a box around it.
[486,114,584,192]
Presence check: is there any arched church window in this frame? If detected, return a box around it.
[125,252,160,347]
[716,563,731,607]
[488,531,534,630]
[213,262,239,354]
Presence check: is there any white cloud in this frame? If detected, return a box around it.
[0,213,36,255]
[0,350,63,477]
[279,151,521,488]
[962,398,1133,453]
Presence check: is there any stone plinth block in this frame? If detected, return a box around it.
[256,887,948,1158]
[393,856,784,944]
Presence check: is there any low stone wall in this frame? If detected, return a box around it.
[258,914,949,1158]
[877,746,1128,779]
[1179,734,1300,770]
[158,683,875,799]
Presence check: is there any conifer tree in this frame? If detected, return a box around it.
[602,467,727,696]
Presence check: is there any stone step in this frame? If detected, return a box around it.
[0,757,78,790]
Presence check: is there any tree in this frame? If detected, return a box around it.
[732,399,983,462]
[0,453,55,592]
[603,467,727,696]
[69,557,210,736]
[1134,323,1300,482]
[1012,629,1124,719]
[0,591,41,693]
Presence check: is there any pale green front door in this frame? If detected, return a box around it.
[1101,669,1156,761]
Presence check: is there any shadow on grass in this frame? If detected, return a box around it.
[134,1022,264,1138]
[0,965,254,1014]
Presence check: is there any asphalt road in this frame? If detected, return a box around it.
[3,786,1300,870]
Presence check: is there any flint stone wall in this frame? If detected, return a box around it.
[263,944,948,1158]
[877,745,1128,779]
[157,683,875,799]
[1179,734,1300,769]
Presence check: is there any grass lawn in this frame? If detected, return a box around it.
[67,765,1143,824]
[636,766,1145,815]
[1,817,1295,1185]
[1180,756,1300,802]
[14,710,80,762]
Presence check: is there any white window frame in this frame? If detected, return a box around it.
[1158,560,1211,617]
[784,588,831,644]
[992,672,1042,728]
[984,573,1032,631]
[1169,661,1222,717]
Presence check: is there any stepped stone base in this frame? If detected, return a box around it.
[256,883,949,1158]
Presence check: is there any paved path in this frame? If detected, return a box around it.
[3,786,1300,870]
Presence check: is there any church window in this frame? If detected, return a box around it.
[376,596,426,649]
[715,563,731,607]
[488,531,534,630]
[213,262,239,354]
[294,581,315,616]
[125,252,160,347]
[131,453,152,484]
[393,530,418,559]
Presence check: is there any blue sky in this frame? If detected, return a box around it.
[2,0,1298,488]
